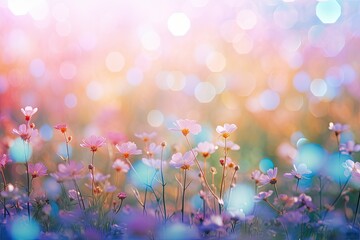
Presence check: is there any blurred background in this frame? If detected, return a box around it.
[0,0,360,172]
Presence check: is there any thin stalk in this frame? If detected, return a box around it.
[264,199,281,214]
[160,145,167,222]
[353,190,360,226]
[73,179,85,210]
[91,151,95,206]
[319,176,322,210]
[273,183,279,198]
[336,134,342,189]
[203,198,206,219]
[181,169,187,223]
[23,141,30,221]
[219,138,227,214]
[0,168,8,218]
[225,169,237,211]
[63,133,70,162]
[296,179,299,193]
[116,199,124,214]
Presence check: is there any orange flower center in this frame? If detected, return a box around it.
[181,129,189,136]
[181,164,190,170]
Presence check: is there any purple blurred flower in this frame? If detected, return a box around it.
[254,190,273,202]
[112,159,130,173]
[51,160,85,181]
[329,122,349,136]
[142,158,162,170]
[28,162,47,179]
[251,169,262,185]
[169,151,197,170]
[13,124,38,142]
[259,167,278,186]
[0,154,11,168]
[284,163,312,180]
[279,210,309,224]
[298,193,316,211]
[340,140,360,155]
[116,141,142,159]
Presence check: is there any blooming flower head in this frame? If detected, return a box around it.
[251,170,262,185]
[142,158,163,170]
[274,194,298,209]
[54,123,67,133]
[112,159,130,173]
[68,189,79,201]
[259,167,278,186]
[117,192,127,200]
[28,162,47,179]
[51,160,85,181]
[135,132,157,142]
[217,140,240,151]
[13,124,38,142]
[0,154,11,168]
[329,122,349,136]
[169,151,198,170]
[342,159,360,180]
[340,140,360,155]
[80,135,106,152]
[116,141,142,159]
[219,157,235,168]
[21,106,38,122]
[195,142,215,158]
[298,193,315,211]
[284,163,312,180]
[254,190,273,202]
[171,119,201,136]
[216,123,237,138]
[145,143,161,158]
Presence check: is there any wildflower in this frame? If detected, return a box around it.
[195,142,215,158]
[80,135,106,152]
[217,140,240,151]
[329,122,349,136]
[21,106,38,122]
[28,162,47,179]
[284,163,312,180]
[259,167,278,186]
[142,158,162,170]
[251,170,262,185]
[254,190,273,202]
[343,159,360,179]
[104,181,116,192]
[0,154,11,168]
[112,159,130,173]
[116,141,142,159]
[54,123,67,133]
[117,192,127,200]
[219,157,235,168]
[107,132,126,145]
[134,132,157,142]
[169,151,197,170]
[13,124,38,142]
[92,172,111,183]
[279,210,309,224]
[298,193,315,211]
[274,194,297,208]
[145,143,161,158]
[339,140,360,155]
[51,160,85,181]
[68,189,79,201]
[216,123,237,138]
[170,119,201,136]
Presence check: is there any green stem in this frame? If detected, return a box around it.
[181,170,187,223]
[160,145,167,222]
[353,190,360,226]
[91,151,95,206]
[23,141,31,221]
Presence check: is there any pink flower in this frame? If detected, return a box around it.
[217,140,240,151]
[251,170,262,184]
[112,159,130,173]
[80,135,106,152]
[21,106,38,122]
[142,158,163,170]
[106,132,126,145]
[169,151,197,170]
[0,154,11,168]
[195,142,215,158]
[13,124,38,142]
[54,123,67,133]
[135,132,157,142]
[145,143,161,158]
[116,141,142,159]
[170,119,201,136]
[343,160,360,180]
[28,162,47,179]
[216,123,237,138]
[117,192,127,200]
[340,140,360,155]
[284,164,312,180]
[259,167,278,186]
[51,160,85,181]
[329,122,349,136]
[254,190,273,202]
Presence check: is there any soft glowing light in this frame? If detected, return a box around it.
[206,51,226,72]
[57,142,72,158]
[140,28,161,51]
[0,77,8,93]
[78,32,97,51]
[56,21,71,36]
[147,110,164,127]
[232,33,253,54]
[225,184,255,215]
[236,10,257,30]
[316,0,341,24]
[273,4,298,29]
[29,0,49,21]
[295,143,325,173]
[39,124,53,141]
[259,158,274,172]
[43,178,61,200]
[127,67,143,86]
[285,95,303,111]
[51,2,69,22]
[293,71,311,93]
[86,81,104,101]
[64,93,77,108]
[166,72,186,91]
[9,138,32,163]
[8,0,30,16]
[194,82,216,103]
[310,79,327,97]
[259,90,280,111]
[167,12,191,36]
[105,51,125,72]
[59,61,77,80]
[29,58,45,78]
[11,217,40,240]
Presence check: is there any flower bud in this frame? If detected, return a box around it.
[88,164,94,170]
[161,141,166,147]
[117,192,127,200]
[30,123,35,129]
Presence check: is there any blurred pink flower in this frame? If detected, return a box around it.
[217,140,240,151]
[340,140,360,155]
[216,123,237,138]
[343,159,360,180]
[259,167,278,186]
[13,124,38,142]
[28,162,47,179]
[54,123,67,133]
[106,132,126,145]
[80,135,106,152]
[170,119,201,136]
[116,141,142,159]
[51,160,85,181]
[329,122,349,136]
[135,132,157,142]
[169,151,197,170]
[251,170,262,185]
[142,158,162,170]
[112,159,130,173]
[21,106,38,122]
[195,141,215,158]
[117,192,127,200]
[219,157,235,168]
[298,193,315,210]
[0,154,11,168]
[284,164,312,180]
[145,143,161,158]
[254,190,273,202]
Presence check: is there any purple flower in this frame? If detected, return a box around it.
[170,119,202,136]
[284,164,312,180]
[329,122,349,136]
[28,162,47,179]
[339,140,360,155]
[51,160,85,181]
[279,210,309,224]
[251,170,262,185]
[195,141,215,158]
[13,124,38,142]
[116,142,142,159]
[259,167,278,186]
[169,151,197,170]
[342,159,360,181]
[80,135,106,152]
[254,190,273,202]
[298,193,315,211]
[0,154,11,168]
